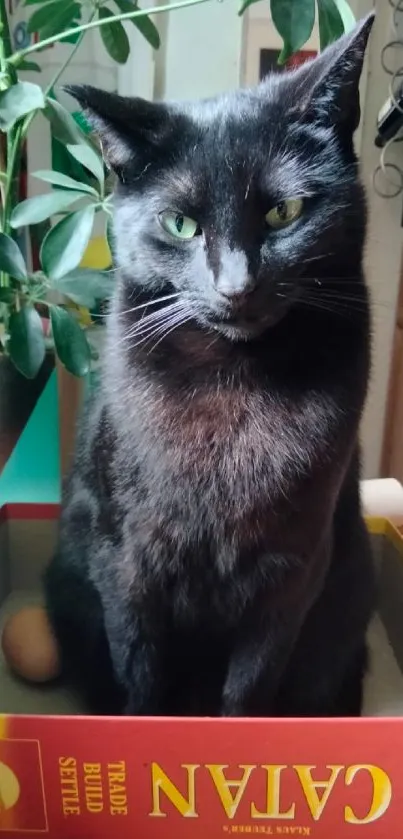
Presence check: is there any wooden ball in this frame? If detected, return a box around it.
[1,607,61,684]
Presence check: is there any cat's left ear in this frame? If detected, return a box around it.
[295,12,375,135]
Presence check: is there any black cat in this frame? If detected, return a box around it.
[44,14,376,717]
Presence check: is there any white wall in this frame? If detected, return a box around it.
[162,0,243,100]
[356,0,403,477]
[117,0,156,99]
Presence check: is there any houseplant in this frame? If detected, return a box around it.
[0,0,356,381]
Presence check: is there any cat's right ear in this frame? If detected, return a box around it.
[64,85,171,180]
[291,13,375,136]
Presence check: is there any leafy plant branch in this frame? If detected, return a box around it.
[2,9,97,242]
[11,0,211,62]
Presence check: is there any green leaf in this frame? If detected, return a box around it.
[29,219,51,256]
[50,306,91,376]
[34,169,99,197]
[52,268,113,307]
[19,60,42,72]
[270,0,316,64]
[8,306,45,379]
[60,24,82,45]
[52,139,96,194]
[113,0,160,49]
[0,287,14,303]
[238,0,261,13]
[0,82,45,131]
[44,96,87,146]
[41,206,95,281]
[317,0,345,50]
[66,143,104,188]
[0,233,27,280]
[27,0,80,39]
[98,6,130,64]
[60,4,82,43]
[332,0,355,31]
[10,189,87,228]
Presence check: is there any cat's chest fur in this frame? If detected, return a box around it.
[102,378,333,624]
[122,379,292,498]
[109,372,339,558]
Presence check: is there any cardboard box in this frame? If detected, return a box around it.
[1,504,403,838]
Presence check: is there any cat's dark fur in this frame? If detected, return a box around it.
[44,15,376,717]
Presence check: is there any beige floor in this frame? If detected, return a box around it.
[1,592,403,717]
[363,615,403,716]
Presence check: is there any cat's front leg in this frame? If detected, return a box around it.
[221,546,331,717]
[124,639,164,716]
[221,605,306,717]
[104,603,165,716]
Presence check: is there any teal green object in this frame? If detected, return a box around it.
[0,371,61,506]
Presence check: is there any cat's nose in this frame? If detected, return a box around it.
[218,286,254,308]
[215,272,256,305]
[213,246,256,305]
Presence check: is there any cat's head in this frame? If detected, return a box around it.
[68,13,374,343]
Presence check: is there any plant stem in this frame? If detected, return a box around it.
[11,0,211,60]
[44,10,96,97]
[0,0,14,276]
[0,0,12,74]
[3,120,23,234]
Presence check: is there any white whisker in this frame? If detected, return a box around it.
[128,307,192,351]
[147,313,194,355]
[122,302,183,341]
[117,302,184,347]
[204,333,220,352]
[300,252,335,265]
[119,292,180,317]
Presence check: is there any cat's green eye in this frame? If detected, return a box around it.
[160,210,200,240]
[265,198,304,230]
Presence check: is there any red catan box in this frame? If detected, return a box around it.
[1,503,403,838]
